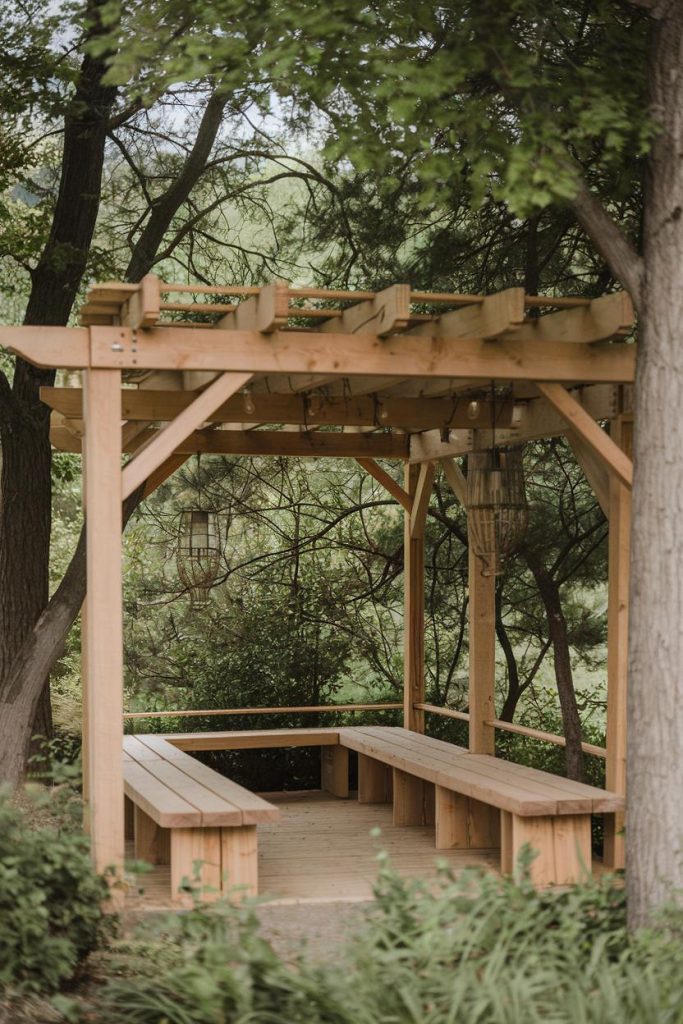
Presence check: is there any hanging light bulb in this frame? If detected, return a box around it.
[467,400,480,421]
[242,387,256,416]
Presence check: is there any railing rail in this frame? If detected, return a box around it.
[123,702,402,721]
[416,703,606,759]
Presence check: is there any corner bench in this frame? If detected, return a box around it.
[337,727,624,886]
[123,735,279,901]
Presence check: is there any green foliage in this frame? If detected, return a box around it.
[96,862,683,1023]
[0,783,111,996]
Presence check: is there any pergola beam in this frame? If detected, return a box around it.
[536,382,633,487]
[356,458,412,511]
[40,387,518,432]
[81,326,636,382]
[121,372,253,499]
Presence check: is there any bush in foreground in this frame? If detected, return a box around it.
[98,854,683,1024]
[0,781,111,996]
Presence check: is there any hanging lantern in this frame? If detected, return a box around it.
[466,446,529,576]
[176,508,222,609]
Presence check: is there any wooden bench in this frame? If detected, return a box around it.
[123,735,280,902]
[337,726,624,886]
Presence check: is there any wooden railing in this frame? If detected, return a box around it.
[415,703,607,759]
[123,702,402,721]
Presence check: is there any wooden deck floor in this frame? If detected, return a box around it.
[125,790,500,911]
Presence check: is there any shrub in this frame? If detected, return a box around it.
[0,782,112,995]
[98,855,683,1024]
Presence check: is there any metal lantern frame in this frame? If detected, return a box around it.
[175,454,224,608]
[466,445,529,576]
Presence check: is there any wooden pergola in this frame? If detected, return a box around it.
[3,276,634,889]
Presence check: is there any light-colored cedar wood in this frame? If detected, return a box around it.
[408,287,525,340]
[485,718,607,759]
[129,734,280,824]
[508,814,592,886]
[404,465,426,732]
[408,384,619,463]
[604,423,631,869]
[356,458,412,512]
[468,547,496,754]
[221,825,258,899]
[121,372,252,498]
[357,753,393,803]
[332,283,412,337]
[41,387,517,433]
[121,419,150,448]
[120,274,161,328]
[321,745,349,798]
[409,461,436,540]
[123,761,201,828]
[507,292,634,344]
[81,602,89,818]
[83,368,125,894]
[124,703,401,720]
[500,811,513,874]
[171,827,222,903]
[169,728,341,751]
[87,324,637,383]
[2,325,89,368]
[218,280,290,333]
[415,702,470,722]
[134,805,170,865]
[536,382,633,487]
[435,786,469,849]
[339,726,624,815]
[357,726,618,813]
[124,796,135,841]
[468,797,501,848]
[567,430,610,517]
[440,457,468,505]
[392,768,435,826]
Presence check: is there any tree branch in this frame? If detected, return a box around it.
[570,177,645,312]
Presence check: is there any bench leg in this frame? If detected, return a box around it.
[321,745,349,798]
[358,754,393,803]
[435,788,499,849]
[134,806,170,865]
[124,796,135,842]
[220,825,258,900]
[171,827,222,902]
[393,769,434,826]
[500,812,591,886]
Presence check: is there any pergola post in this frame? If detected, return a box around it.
[468,546,496,754]
[604,415,632,870]
[83,368,125,896]
[403,462,435,732]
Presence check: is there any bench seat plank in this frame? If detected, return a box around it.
[123,762,201,828]
[134,734,279,824]
[354,727,608,814]
[168,728,341,751]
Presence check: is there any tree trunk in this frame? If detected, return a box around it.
[0,8,117,783]
[627,3,683,928]
[526,555,584,780]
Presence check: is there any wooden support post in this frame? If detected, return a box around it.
[134,806,170,865]
[124,796,135,842]
[357,754,393,803]
[83,369,125,896]
[321,745,349,798]
[604,416,632,870]
[404,463,434,732]
[435,787,499,849]
[220,825,258,900]
[500,812,591,886]
[171,827,222,902]
[468,544,496,754]
[392,769,435,826]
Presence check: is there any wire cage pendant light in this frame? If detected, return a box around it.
[466,383,529,576]
[176,455,222,609]
[466,446,528,576]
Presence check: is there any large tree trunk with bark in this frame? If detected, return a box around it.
[627,3,683,928]
[0,8,117,783]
